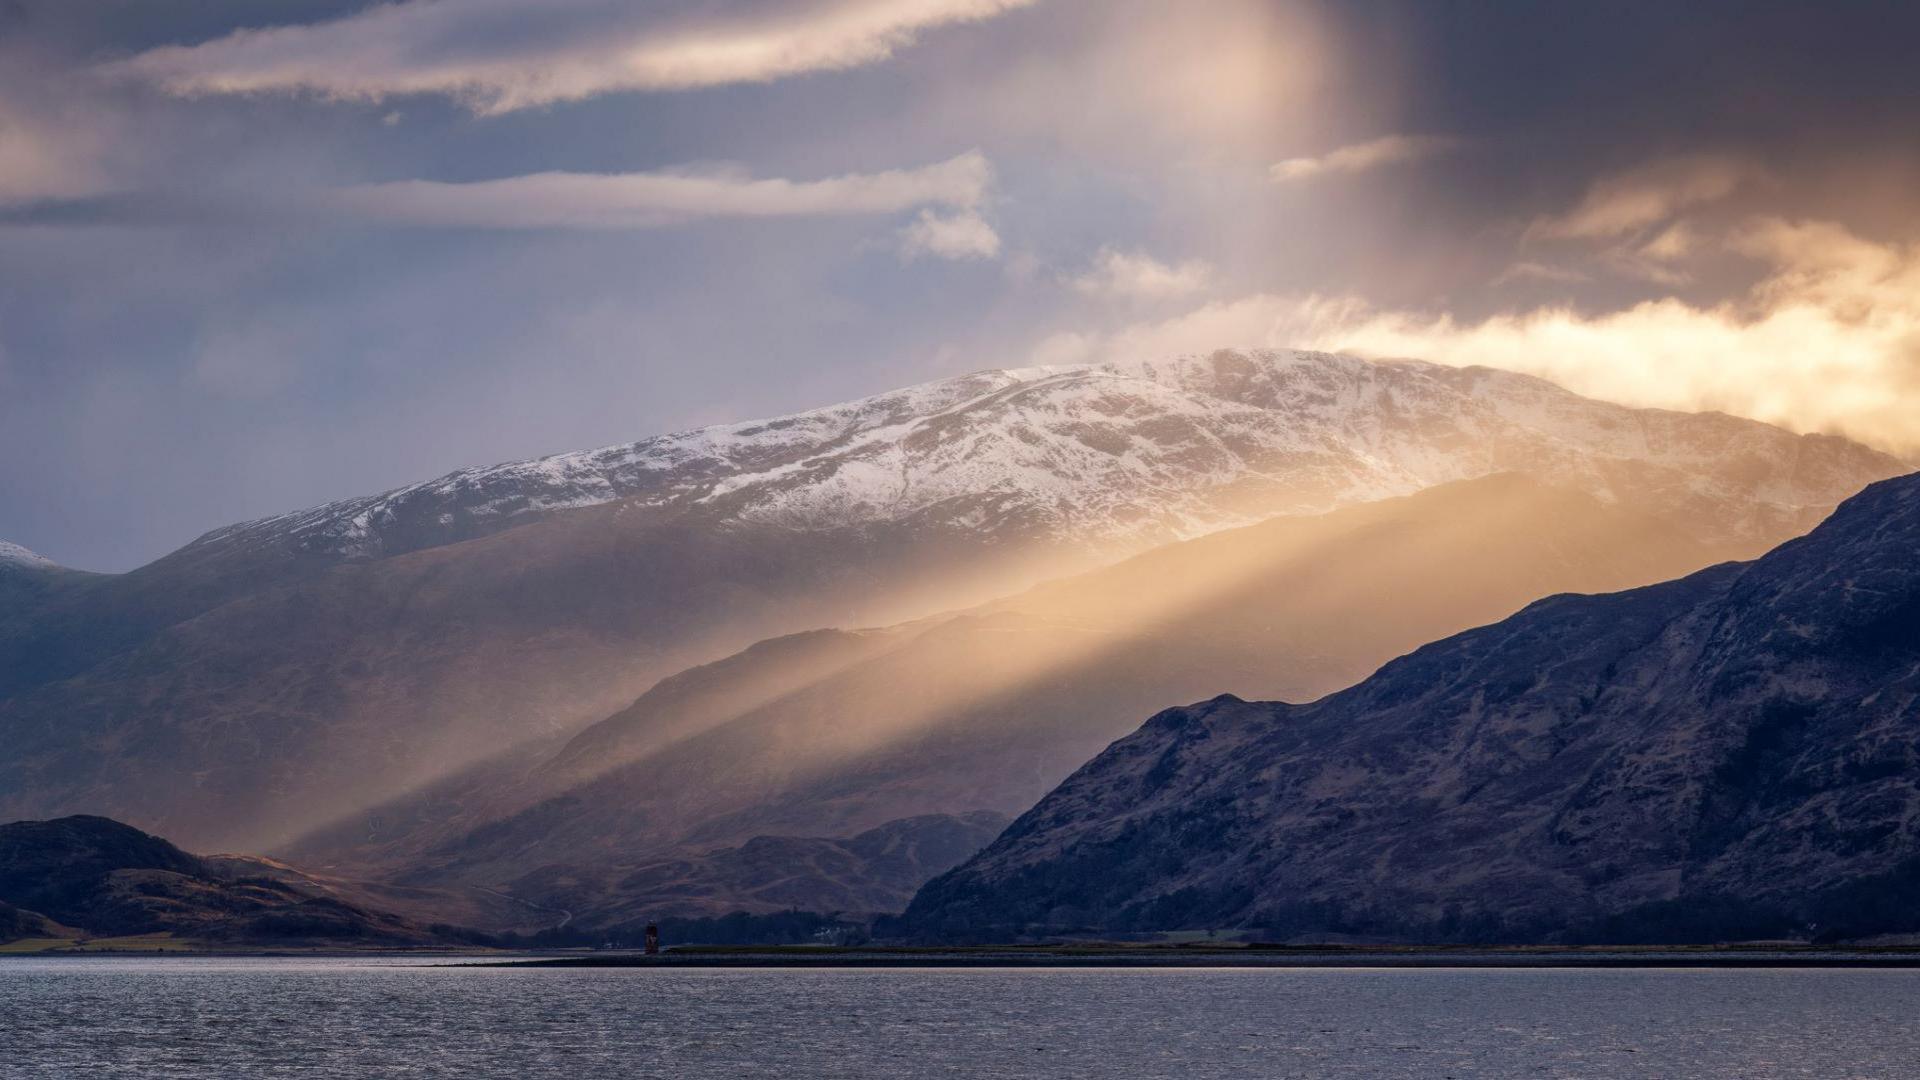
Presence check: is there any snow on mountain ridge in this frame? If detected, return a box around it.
[0,541,56,570]
[188,348,1906,563]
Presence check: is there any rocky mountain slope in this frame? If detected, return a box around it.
[0,350,1902,852]
[901,472,1920,944]
[294,474,1768,926]
[0,816,441,946]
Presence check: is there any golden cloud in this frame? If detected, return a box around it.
[1525,153,1761,240]
[1040,217,1920,456]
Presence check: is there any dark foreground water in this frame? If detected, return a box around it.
[3,958,1918,1078]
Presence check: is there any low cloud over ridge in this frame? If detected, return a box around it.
[1037,217,1920,457]
[1070,249,1214,301]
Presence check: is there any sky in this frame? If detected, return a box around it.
[3,0,1918,571]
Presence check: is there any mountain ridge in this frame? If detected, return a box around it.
[899,471,1920,943]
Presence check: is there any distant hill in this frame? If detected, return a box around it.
[573,812,1014,925]
[901,472,1920,944]
[0,815,443,946]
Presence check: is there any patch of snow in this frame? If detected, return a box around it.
[0,540,56,570]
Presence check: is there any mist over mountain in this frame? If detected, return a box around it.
[0,350,1902,860]
[902,472,1920,944]
[293,474,1801,927]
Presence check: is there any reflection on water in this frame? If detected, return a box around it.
[2,958,1915,1078]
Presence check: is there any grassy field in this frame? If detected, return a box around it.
[0,933,199,954]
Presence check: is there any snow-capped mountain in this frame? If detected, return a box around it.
[192,349,1903,563]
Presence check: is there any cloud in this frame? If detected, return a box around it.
[1581,221,1701,286]
[897,208,1000,260]
[1028,331,1095,367]
[1269,134,1458,183]
[108,0,1040,115]
[1028,293,1329,370]
[1526,154,1759,240]
[1070,248,1213,300]
[1038,218,1920,455]
[332,151,992,229]
[1491,261,1592,287]
[0,111,102,205]
[1637,221,1697,262]
[0,55,117,205]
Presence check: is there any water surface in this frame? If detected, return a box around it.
[3,957,1914,1078]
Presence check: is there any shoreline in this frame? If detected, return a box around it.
[463,945,1920,970]
[16,943,1920,969]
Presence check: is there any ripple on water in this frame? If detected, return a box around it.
[1,959,1915,1079]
